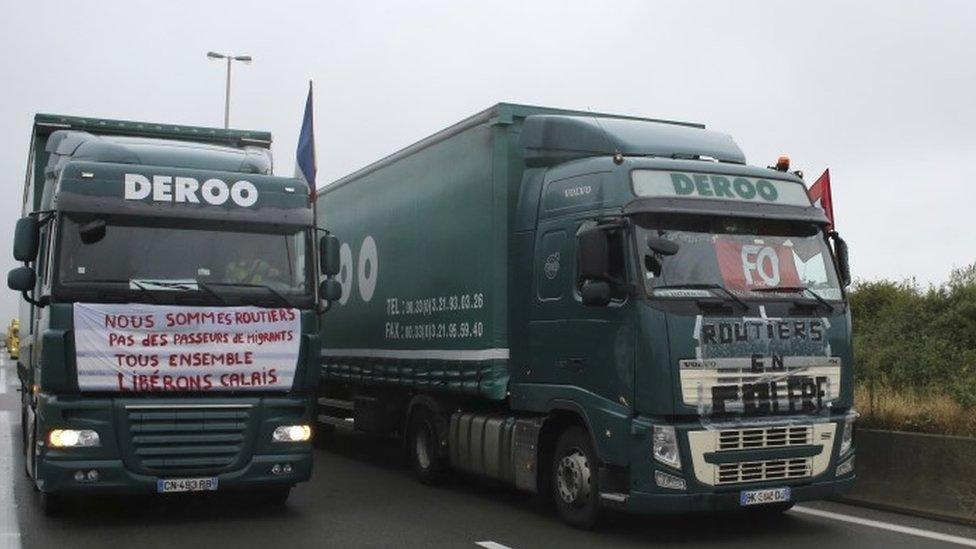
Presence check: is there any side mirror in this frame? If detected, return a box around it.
[320,234,341,276]
[646,236,679,256]
[13,217,39,262]
[578,228,609,280]
[580,280,611,307]
[831,232,852,287]
[320,278,342,301]
[644,254,663,278]
[8,266,36,292]
[79,218,107,244]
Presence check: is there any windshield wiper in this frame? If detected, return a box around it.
[141,280,229,306]
[128,279,159,304]
[752,286,835,312]
[654,283,748,311]
[193,281,227,305]
[201,282,291,307]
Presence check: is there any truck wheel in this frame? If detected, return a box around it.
[262,486,292,507]
[313,424,335,449]
[20,406,27,454]
[39,492,66,517]
[25,418,36,480]
[552,426,603,529]
[407,408,446,485]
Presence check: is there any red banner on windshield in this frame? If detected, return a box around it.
[715,237,801,291]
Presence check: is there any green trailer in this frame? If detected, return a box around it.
[316,103,857,527]
[9,113,342,515]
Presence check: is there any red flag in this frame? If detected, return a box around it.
[808,169,834,230]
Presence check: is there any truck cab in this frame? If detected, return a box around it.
[314,104,854,527]
[511,114,855,523]
[10,114,341,514]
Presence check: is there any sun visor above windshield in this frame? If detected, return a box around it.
[624,197,830,225]
[51,161,313,226]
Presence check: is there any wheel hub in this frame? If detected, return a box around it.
[556,449,591,505]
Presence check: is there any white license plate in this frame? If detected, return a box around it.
[156,477,219,493]
[739,487,791,506]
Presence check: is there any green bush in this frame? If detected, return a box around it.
[851,264,976,410]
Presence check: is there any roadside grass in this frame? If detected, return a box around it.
[855,384,976,438]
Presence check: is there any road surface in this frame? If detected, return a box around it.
[1,355,973,549]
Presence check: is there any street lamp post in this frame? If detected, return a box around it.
[207,51,252,129]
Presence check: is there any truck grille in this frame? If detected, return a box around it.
[125,404,251,474]
[717,425,812,451]
[717,458,811,485]
[687,422,835,487]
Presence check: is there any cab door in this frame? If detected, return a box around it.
[526,215,636,409]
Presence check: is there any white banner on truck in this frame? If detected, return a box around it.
[73,303,301,393]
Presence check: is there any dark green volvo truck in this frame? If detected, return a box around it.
[316,103,855,527]
[9,114,341,514]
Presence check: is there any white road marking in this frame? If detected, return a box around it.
[475,542,513,549]
[792,506,976,547]
[0,411,22,549]
[0,369,5,395]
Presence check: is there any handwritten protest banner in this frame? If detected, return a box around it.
[73,303,301,392]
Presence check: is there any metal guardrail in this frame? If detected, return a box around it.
[839,429,976,525]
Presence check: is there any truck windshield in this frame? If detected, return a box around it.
[633,214,843,301]
[57,215,313,302]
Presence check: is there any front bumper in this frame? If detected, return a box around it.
[36,452,312,494]
[32,393,314,495]
[599,413,857,514]
[621,475,854,514]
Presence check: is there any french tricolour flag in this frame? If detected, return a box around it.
[295,81,316,198]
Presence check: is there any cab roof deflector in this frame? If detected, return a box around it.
[521,115,746,167]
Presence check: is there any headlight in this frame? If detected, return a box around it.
[48,429,100,448]
[653,425,681,469]
[836,456,855,477]
[840,411,858,456]
[272,424,311,442]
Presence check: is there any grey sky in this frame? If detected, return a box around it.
[0,0,973,320]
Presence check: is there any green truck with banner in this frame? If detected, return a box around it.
[316,103,857,527]
[9,113,342,514]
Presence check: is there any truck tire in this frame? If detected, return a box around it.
[262,486,292,507]
[313,424,335,449]
[20,405,27,455]
[25,417,36,480]
[39,492,66,517]
[552,426,603,529]
[407,408,447,485]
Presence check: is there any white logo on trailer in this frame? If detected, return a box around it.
[357,236,378,303]
[337,243,353,305]
[335,235,379,305]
